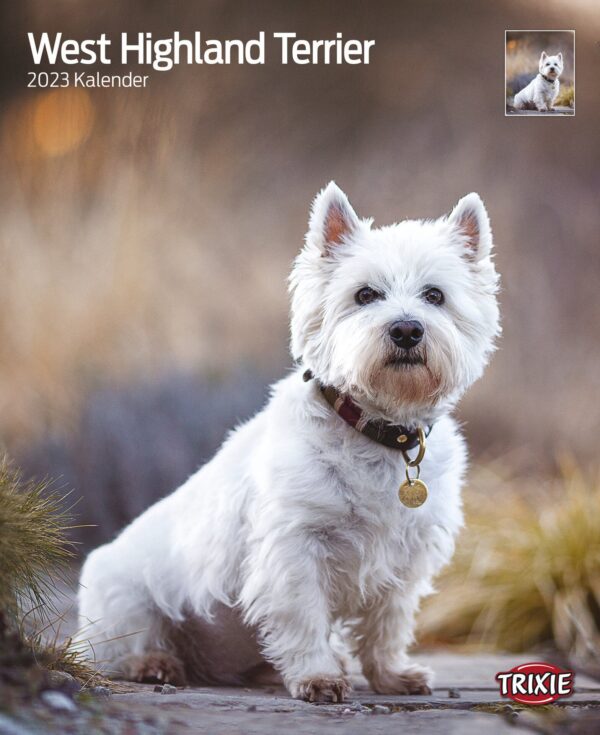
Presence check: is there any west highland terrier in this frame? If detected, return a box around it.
[514,50,563,111]
[79,183,500,702]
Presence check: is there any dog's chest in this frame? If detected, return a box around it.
[308,451,431,593]
[534,78,556,101]
[317,442,403,517]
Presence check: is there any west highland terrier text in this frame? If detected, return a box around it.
[28,32,376,70]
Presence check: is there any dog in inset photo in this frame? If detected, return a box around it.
[506,30,575,116]
[514,51,563,111]
[78,184,500,702]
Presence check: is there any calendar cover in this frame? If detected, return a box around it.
[1,2,598,732]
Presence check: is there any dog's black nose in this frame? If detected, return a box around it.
[389,320,424,349]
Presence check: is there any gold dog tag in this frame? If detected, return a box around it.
[398,478,428,508]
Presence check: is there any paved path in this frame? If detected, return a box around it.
[5,652,600,733]
[506,106,574,115]
[102,659,600,733]
[105,652,598,733]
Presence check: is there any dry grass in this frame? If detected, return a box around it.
[28,626,118,690]
[419,460,600,676]
[0,89,291,447]
[554,84,575,108]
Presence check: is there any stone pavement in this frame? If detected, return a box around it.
[103,652,600,734]
[3,651,600,733]
[506,106,574,115]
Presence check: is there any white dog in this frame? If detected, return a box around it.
[78,184,500,702]
[514,51,563,111]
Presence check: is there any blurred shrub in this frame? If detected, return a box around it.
[506,72,535,98]
[419,461,600,677]
[22,368,274,548]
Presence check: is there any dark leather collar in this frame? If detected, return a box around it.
[303,370,431,451]
[541,73,556,84]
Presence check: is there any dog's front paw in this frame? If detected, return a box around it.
[369,663,433,695]
[291,675,351,703]
[118,651,187,686]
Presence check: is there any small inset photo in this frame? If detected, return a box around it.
[505,30,575,116]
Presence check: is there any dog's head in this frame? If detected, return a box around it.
[290,183,500,418]
[539,51,563,79]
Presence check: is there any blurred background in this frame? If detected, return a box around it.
[0,0,599,670]
[506,30,575,111]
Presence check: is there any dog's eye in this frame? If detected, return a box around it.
[423,287,445,306]
[355,286,382,306]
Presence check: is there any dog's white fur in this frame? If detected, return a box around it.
[78,184,500,701]
[514,51,563,111]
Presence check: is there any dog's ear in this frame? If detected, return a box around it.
[309,182,359,253]
[448,193,493,261]
[540,50,547,62]
[558,52,563,63]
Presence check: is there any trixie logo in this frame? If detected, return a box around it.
[496,662,574,705]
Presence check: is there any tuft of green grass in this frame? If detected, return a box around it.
[0,456,109,692]
[0,459,74,623]
[419,460,600,676]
